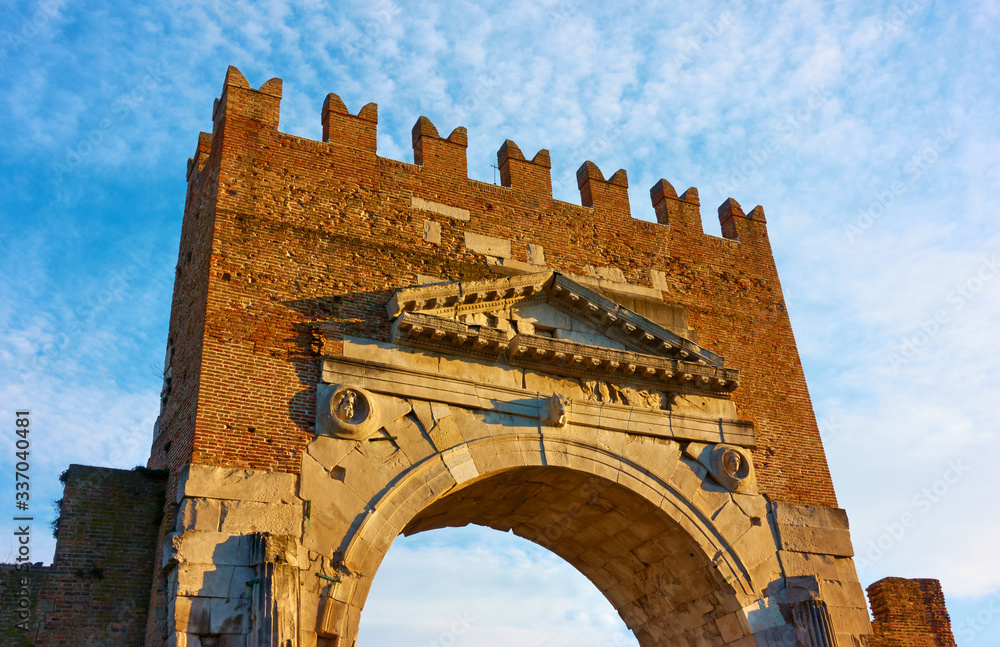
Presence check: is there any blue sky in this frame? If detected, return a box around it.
[1,0,998,644]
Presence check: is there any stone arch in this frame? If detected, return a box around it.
[327,429,773,646]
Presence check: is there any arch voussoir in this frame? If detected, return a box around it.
[318,428,775,646]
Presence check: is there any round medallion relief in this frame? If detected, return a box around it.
[710,444,755,493]
[319,385,380,438]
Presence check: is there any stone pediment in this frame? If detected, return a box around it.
[386,272,739,397]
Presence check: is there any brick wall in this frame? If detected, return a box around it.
[868,578,957,646]
[33,465,167,646]
[149,65,838,509]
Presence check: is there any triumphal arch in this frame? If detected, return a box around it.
[37,65,926,646]
[150,66,872,647]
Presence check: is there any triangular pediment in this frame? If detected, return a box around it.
[386,272,739,396]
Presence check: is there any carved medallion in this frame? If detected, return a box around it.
[318,385,380,438]
[709,444,755,493]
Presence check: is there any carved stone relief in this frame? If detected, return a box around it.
[541,394,571,426]
[579,379,672,410]
[385,272,731,373]
[709,444,756,493]
[317,384,380,439]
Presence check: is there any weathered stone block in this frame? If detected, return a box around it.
[710,498,753,544]
[777,526,854,558]
[210,596,250,634]
[526,242,546,265]
[441,444,479,484]
[335,447,391,503]
[177,497,222,532]
[176,564,257,598]
[818,578,867,610]
[716,610,748,642]
[306,436,356,472]
[438,355,522,389]
[428,413,464,452]
[777,550,838,580]
[178,464,298,504]
[731,524,779,573]
[341,335,439,373]
[174,595,211,633]
[464,231,510,258]
[382,414,436,465]
[773,502,849,530]
[826,604,872,636]
[219,500,303,536]
[650,269,669,291]
[422,219,441,244]
[585,265,627,282]
[171,531,252,566]
[411,195,470,221]
[620,436,681,483]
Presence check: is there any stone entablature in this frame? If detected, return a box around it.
[388,272,738,398]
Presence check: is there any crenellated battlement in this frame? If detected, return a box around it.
[191,66,770,251]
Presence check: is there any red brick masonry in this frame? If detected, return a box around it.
[868,578,957,647]
[148,66,838,510]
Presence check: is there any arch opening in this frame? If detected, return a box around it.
[358,525,639,647]
[356,465,745,646]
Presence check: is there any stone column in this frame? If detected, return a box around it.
[247,534,299,647]
[792,599,838,646]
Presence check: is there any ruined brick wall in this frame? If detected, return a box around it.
[33,465,166,646]
[1,563,47,647]
[867,578,957,647]
[150,66,837,509]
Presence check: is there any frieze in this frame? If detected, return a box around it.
[320,356,755,448]
[508,333,739,397]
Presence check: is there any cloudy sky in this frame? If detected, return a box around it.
[1,0,998,644]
